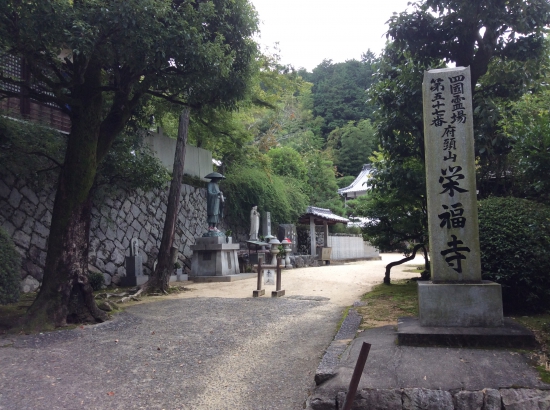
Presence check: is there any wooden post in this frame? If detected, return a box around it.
[253,259,265,297]
[342,342,371,410]
[272,257,285,297]
[310,215,316,258]
[323,221,328,247]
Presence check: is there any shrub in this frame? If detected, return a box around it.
[88,271,105,291]
[0,227,21,305]
[479,197,550,313]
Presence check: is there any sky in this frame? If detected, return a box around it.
[251,0,414,72]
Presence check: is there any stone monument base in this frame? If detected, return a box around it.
[190,236,240,278]
[397,317,536,348]
[120,256,149,287]
[418,280,503,327]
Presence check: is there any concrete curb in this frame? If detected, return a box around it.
[314,308,363,386]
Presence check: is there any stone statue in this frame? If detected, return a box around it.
[130,238,139,256]
[205,172,225,232]
[249,206,260,241]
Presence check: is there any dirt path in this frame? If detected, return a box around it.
[0,254,422,410]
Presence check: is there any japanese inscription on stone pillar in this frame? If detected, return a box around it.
[422,67,481,282]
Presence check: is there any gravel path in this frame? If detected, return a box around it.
[0,254,421,410]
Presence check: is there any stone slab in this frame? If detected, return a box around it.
[191,243,240,251]
[309,324,549,408]
[191,273,256,283]
[120,274,149,287]
[418,281,503,327]
[271,290,285,298]
[397,317,536,348]
[253,289,265,297]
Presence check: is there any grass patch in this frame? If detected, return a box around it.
[0,284,193,335]
[357,280,418,330]
[0,292,36,335]
[403,264,425,273]
[513,314,550,382]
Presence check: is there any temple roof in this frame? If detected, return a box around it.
[338,164,373,198]
[297,206,350,225]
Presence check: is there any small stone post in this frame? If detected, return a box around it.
[420,66,503,327]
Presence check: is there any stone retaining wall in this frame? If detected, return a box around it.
[309,387,550,409]
[0,171,208,292]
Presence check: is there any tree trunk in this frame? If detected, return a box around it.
[383,243,425,285]
[23,61,108,331]
[144,108,190,293]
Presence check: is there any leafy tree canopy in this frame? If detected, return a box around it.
[300,53,377,138]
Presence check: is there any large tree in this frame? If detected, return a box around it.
[0,0,257,330]
[357,0,550,279]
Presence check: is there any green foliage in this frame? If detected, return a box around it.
[350,154,427,252]
[336,176,355,189]
[327,120,377,176]
[267,147,308,182]
[305,152,343,215]
[301,53,377,138]
[88,271,105,292]
[499,90,550,203]
[222,165,308,228]
[95,132,170,194]
[0,227,21,305]
[479,197,550,313]
[0,116,65,182]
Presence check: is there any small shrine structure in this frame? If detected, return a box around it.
[298,206,349,262]
[338,164,372,203]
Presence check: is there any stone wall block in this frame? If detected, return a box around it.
[122,199,131,213]
[454,390,483,410]
[13,230,31,249]
[501,388,550,410]
[131,219,142,233]
[116,228,125,242]
[8,188,23,209]
[19,198,36,217]
[104,197,114,208]
[111,248,125,265]
[20,276,40,293]
[122,237,130,250]
[31,232,47,251]
[33,201,48,219]
[96,229,106,241]
[483,389,501,410]
[105,226,116,241]
[21,217,34,235]
[0,179,11,199]
[34,221,50,238]
[139,228,148,243]
[402,388,453,410]
[41,210,52,228]
[104,262,116,275]
[102,273,112,286]
[336,389,402,410]
[24,260,43,281]
[20,186,39,205]
[130,204,141,219]
[2,220,16,236]
[11,210,26,229]
[95,258,105,271]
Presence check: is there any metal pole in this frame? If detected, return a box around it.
[341,342,371,410]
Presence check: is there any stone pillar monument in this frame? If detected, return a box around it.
[262,211,272,238]
[420,66,503,327]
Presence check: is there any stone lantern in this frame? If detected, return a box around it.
[281,238,292,269]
